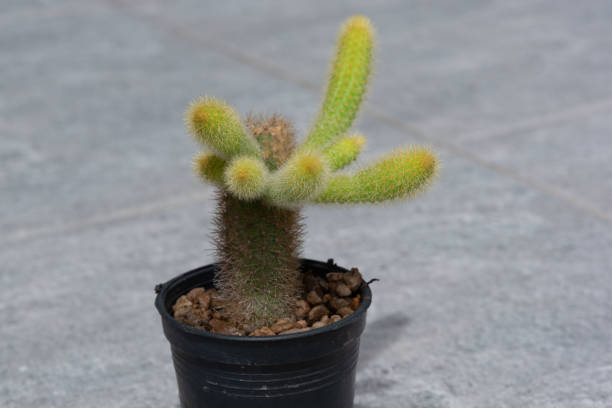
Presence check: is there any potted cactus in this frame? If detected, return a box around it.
[155,15,438,408]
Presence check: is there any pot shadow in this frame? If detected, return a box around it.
[353,313,412,407]
[357,313,411,369]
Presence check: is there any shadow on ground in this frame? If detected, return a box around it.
[357,313,411,369]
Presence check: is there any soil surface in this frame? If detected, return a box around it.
[172,268,364,336]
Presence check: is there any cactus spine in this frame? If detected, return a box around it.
[186,15,439,328]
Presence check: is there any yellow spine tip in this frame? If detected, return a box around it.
[297,154,324,176]
[344,15,373,33]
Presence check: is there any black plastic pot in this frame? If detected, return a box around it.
[155,258,372,408]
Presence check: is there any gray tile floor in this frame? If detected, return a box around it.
[1,1,611,407]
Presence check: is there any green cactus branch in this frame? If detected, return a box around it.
[193,152,226,185]
[314,147,437,204]
[224,156,269,200]
[186,97,261,159]
[301,15,374,151]
[322,133,366,171]
[266,150,330,206]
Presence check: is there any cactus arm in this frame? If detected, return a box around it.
[301,15,374,151]
[313,146,438,204]
[186,97,261,159]
[322,133,366,171]
[265,150,330,207]
[223,156,269,200]
[193,153,227,185]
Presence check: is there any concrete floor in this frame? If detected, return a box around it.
[1,1,611,407]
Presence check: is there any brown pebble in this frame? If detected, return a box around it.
[195,292,211,310]
[330,315,342,323]
[249,327,276,337]
[186,287,206,301]
[279,327,311,335]
[173,295,192,310]
[271,319,296,334]
[322,293,332,303]
[210,319,239,335]
[312,315,330,329]
[199,309,212,321]
[208,289,223,308]
[344,268,362,292]
[319,279,329,291]
[302,271,317,292]
[308,304,330,322]
[351,294,361,311]
[335,283,352,297]
[306,290,323,305]
[195,322,211,331]
[296,320,308,328]
[329,296,351,312]
[174,308,196,323]
[295,300,311,319]
[337,307,353,318]
[328,282,337,293]
[326,272,344,282]
[213,311,223,320]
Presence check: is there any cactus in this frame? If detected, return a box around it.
[186,15,439,328]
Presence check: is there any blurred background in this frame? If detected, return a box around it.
[1,1,611,407]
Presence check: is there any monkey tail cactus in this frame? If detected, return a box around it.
[186,15,439,329]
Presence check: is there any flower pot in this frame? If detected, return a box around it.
[154,258,372,408]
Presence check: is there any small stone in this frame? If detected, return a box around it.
[192,308,211,322]
[213,311,223,320]
[329,296,351,312]
[335,283,352,297]
[195,292,211,310]
[174,309,196,324]
[330,315,342,323]
[249,327,276,337]
[318,279,329,291]
[208,289,223,308]
[308,305,330,322]
[312,321,327,329]
[279,327,311,335]
[306,290,323,305]
[303,271,317,292]
[173,296,195,322]
[337,307,353,318]
[195,322,211,331]
[295,300,311,319]
[326,272,344,282]
[296,320,308,328]
[186,287,206,301]
[312,315,330,329]
[322,293,332,303]
[173,295,192,311]
[210,318,239,335]
[271,319,296,334]
[328,282,337,293]
[344,268,362,292]
[351,294,361,311]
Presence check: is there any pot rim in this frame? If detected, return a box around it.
[154,258,372,343]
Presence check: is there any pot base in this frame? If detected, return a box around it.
[155,259,372,408]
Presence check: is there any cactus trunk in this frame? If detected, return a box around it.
[214,190,303,328]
